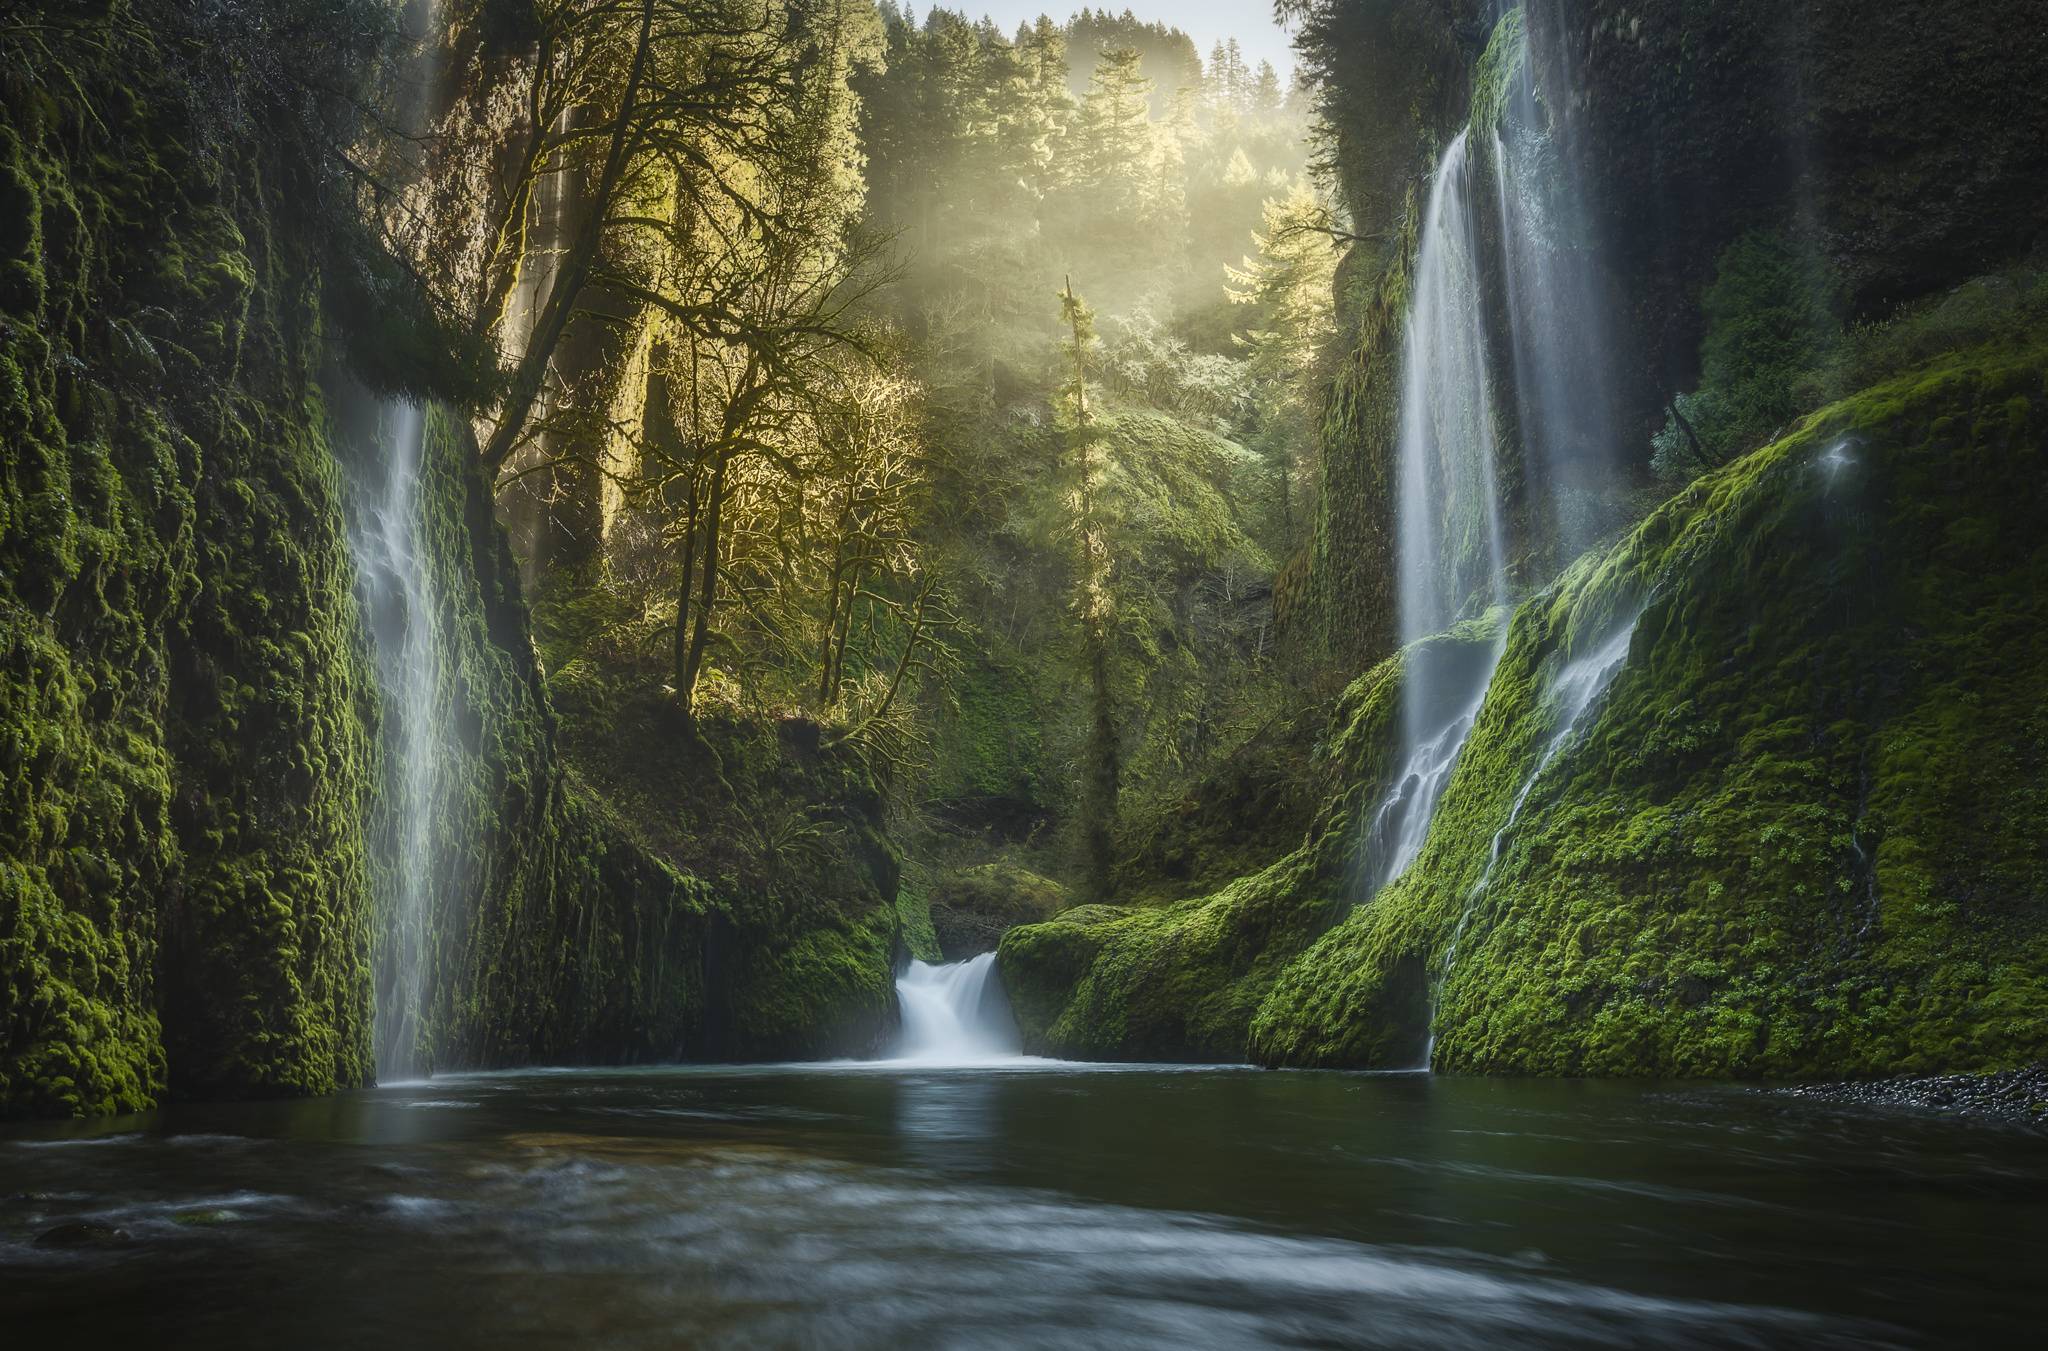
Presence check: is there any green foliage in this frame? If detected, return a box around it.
[1652,231,1844,481]
[1468,7,1527,136]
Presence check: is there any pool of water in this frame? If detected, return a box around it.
[4,1064,2042,1347]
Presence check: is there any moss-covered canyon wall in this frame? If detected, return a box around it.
[0,12,897,1118]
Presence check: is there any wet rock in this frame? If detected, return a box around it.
[35,1221,132,1249]
[171,1208,238,1226]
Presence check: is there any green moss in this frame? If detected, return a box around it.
[2,27,379,1112]
[928,862,1068,960]
[1469,8,1528,136]
[4,17,904,1115]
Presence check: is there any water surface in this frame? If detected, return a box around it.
[4,1065,2042,1347]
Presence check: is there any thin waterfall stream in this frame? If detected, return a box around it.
[1426,616,1640,1060]
[349,401,448,1082]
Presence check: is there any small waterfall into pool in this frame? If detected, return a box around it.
[350,401,449,1082]
[892,956,1021,1063]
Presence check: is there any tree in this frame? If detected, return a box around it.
[1227,184,1340,539]
[1074,45,1153,213]
[1060,278,1119,901]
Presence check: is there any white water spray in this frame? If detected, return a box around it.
[891,956,1021,1063]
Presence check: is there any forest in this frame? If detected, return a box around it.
[2,1,2047,1345]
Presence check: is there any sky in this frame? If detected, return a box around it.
[949,3,1296,80]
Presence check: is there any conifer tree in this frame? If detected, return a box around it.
[1060,277,1119,901]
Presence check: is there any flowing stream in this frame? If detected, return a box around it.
[5,1066,2038,1347]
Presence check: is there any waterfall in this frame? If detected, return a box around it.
[1365,672,1496,890]
[1489,13,1623,560]
[891,956,1021,1063]
[1359,130,1513,899]
[349,401,449,1082]
[1395,130,1510,651]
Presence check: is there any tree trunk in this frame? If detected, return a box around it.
[678,451,729,719]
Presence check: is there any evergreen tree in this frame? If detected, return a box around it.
[1075,45,1154,214]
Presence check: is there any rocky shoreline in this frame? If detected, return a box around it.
[1768,1064,2048,1130]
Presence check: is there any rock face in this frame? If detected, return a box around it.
[0,15,898,1118]
[1300,1,2048,668]
[1545,0,2048,441]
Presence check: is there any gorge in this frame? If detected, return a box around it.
[3,0,2047,1344]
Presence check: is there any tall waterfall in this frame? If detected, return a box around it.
[1394,130,1510,652]
[892,956,1021,1063]
[1364,6,1625,900]
[1365,130,1512,896]
[1489,8,1623,559]
[350,401,449,1081]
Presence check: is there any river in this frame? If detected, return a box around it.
[3,1064,2042,1347]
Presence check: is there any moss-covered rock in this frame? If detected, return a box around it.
[1254,336,2048,1075]
[1,12,903,1115]
[928,862,1068,961]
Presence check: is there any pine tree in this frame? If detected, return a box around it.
[1075,44,1154,214]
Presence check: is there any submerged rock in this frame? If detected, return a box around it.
[1775,1065,2048,1130]
[35,1221,132,1250]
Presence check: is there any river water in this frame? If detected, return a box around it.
[3,1065,2042,1347]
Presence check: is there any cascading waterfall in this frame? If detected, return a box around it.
[1363,7,1627,911]
[1426,614,1638,1061]
[1361,130,1513,898]
[350,401,450,1081]
[1394,130,1511,651]
[892,955,1022,1063]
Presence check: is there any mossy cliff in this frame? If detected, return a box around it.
[0,24,395,1114]
[0,15,897,1118]
[1005,336,2048,1074]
